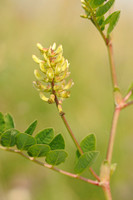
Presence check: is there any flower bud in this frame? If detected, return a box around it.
[39,62,46,73]
[46,68,54,81]
[64,79,74,90]
[34,69,43,80]
[33,81,45,91]
[58,91,70,98]
[55,45,63,54]
[39,92,49,102]
[48,94,55,104]
[54,53,63,63]
[55,63,62,75]
[32,55,42,64]
[62,60,69,72]
[52,43,56,50]
[37,43,44,51]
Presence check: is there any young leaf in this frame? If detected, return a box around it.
[74,151,99,174]
[0,112,5,133]
[25,120,37,135]
[1,129,19,147]
[4,113,15,130]
[96,0,115,17]
[16,133,36,150]
[103,11,120,35]
[76,134,96,158]
[46,150,68,166]
[35,128,54,145]
[89,0,105,8]
[49,134,65,150]
[27,144,50,157]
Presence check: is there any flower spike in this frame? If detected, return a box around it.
[33,43,74,104]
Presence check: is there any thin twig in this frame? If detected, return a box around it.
[123,91,132,102]
[0,146,99,186]
[121,100,133,109]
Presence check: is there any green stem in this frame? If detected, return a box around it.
[106,108,120,164]
[0,146,99,186]
[107,42,118,89]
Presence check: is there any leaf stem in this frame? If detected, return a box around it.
[0,146,99,186]
[106,107,120,164]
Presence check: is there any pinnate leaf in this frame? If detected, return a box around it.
[35,128,54,144]
[96,0,115,17]
[1,129,19,147]
[49,134,65,150]
[16,133,36,150]
[25,120,37,135]
[46,150,68,166]
[74,151,99,174]
[28,144,50,157]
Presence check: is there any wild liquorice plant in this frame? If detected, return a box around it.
[0,1,133,199]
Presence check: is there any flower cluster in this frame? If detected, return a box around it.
[32,43,74,106]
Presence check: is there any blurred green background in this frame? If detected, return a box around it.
[0,0,133,199]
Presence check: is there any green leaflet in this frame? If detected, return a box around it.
[25,120,37,135]
[4,113,15,131]
[0,113,15,134]
[35,128,54,144]
[28,144,50,157]
[0,112,5,133]
[49,134,65,150]
[46,150,68,166]
[16,133,36,150]
[80,134,96,152]
[74,151,99,174]
[76,134,96,158]
[89,0,105,8]
[103,11,120,35]
[96,0,115,17]
[1,129,19,147]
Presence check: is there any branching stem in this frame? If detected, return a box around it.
[0,146,99,186]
